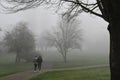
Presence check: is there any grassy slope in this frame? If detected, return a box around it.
[31,67,110,80]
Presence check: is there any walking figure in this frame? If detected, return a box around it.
[37,56,43,71]
[33,56,38,72]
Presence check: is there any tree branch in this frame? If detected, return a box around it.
[96,0,109,22]
[62,0,104,19]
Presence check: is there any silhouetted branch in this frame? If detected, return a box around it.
[0,0,107,21]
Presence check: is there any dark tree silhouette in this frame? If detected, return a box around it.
[0,0,119,80]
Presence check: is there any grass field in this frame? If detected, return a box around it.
[42,49,109,68]
[30,67,110,80]
[0,63,33,77]
[0,49,109,77]
[0,54,33,77]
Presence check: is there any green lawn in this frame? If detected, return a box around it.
[30,67,110,80]
[0,63,33,77]
[0,54,33,77]
[43,49,109,68]
[0,49,109,78]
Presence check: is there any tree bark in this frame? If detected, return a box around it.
[15,53,21,64]
[61,51,67,63]
[108,21,120,80]
[64,52,67,63]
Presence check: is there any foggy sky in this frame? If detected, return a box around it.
[0,6,109,55]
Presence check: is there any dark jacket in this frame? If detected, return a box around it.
[33,57,38,64]
[37,56,43,64]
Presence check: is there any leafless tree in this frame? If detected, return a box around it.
[0,0,120,79]
[36,36,50,52]
[43,17,82,63]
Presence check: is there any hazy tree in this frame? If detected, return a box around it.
[36,36,49,52]
[0,0,120,79]
[4,22,35,63]
[44,17,82,63]
[0,41,8,55]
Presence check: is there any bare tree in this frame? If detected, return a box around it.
[0,0,120,79]
[36,36,49,52]
[43,17,82,63]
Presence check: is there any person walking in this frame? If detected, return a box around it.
[33,56,38,72]
[37,55,43,71]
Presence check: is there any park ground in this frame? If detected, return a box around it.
[0,49,109,80]
[31,66,110,80]
[0,65,110,80]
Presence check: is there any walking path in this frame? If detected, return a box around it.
[0,64,108,80]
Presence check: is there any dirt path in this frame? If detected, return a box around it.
[0,71,41,80]
[0,64,108,80]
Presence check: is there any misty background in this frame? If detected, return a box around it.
[0,5,109,68]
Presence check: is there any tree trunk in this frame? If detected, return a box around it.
[15,53,21,64]
[61,51,67,63]
[108,21,120,80]
[64,52,67,63]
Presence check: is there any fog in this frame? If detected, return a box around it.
[0,5,109,65]
[0,6,109,49]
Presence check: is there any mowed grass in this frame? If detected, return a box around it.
[43,49,109,68]
[0,54,33,77]
[0,49,109,77]
[0,63,33,77]
[30,67,110,80]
